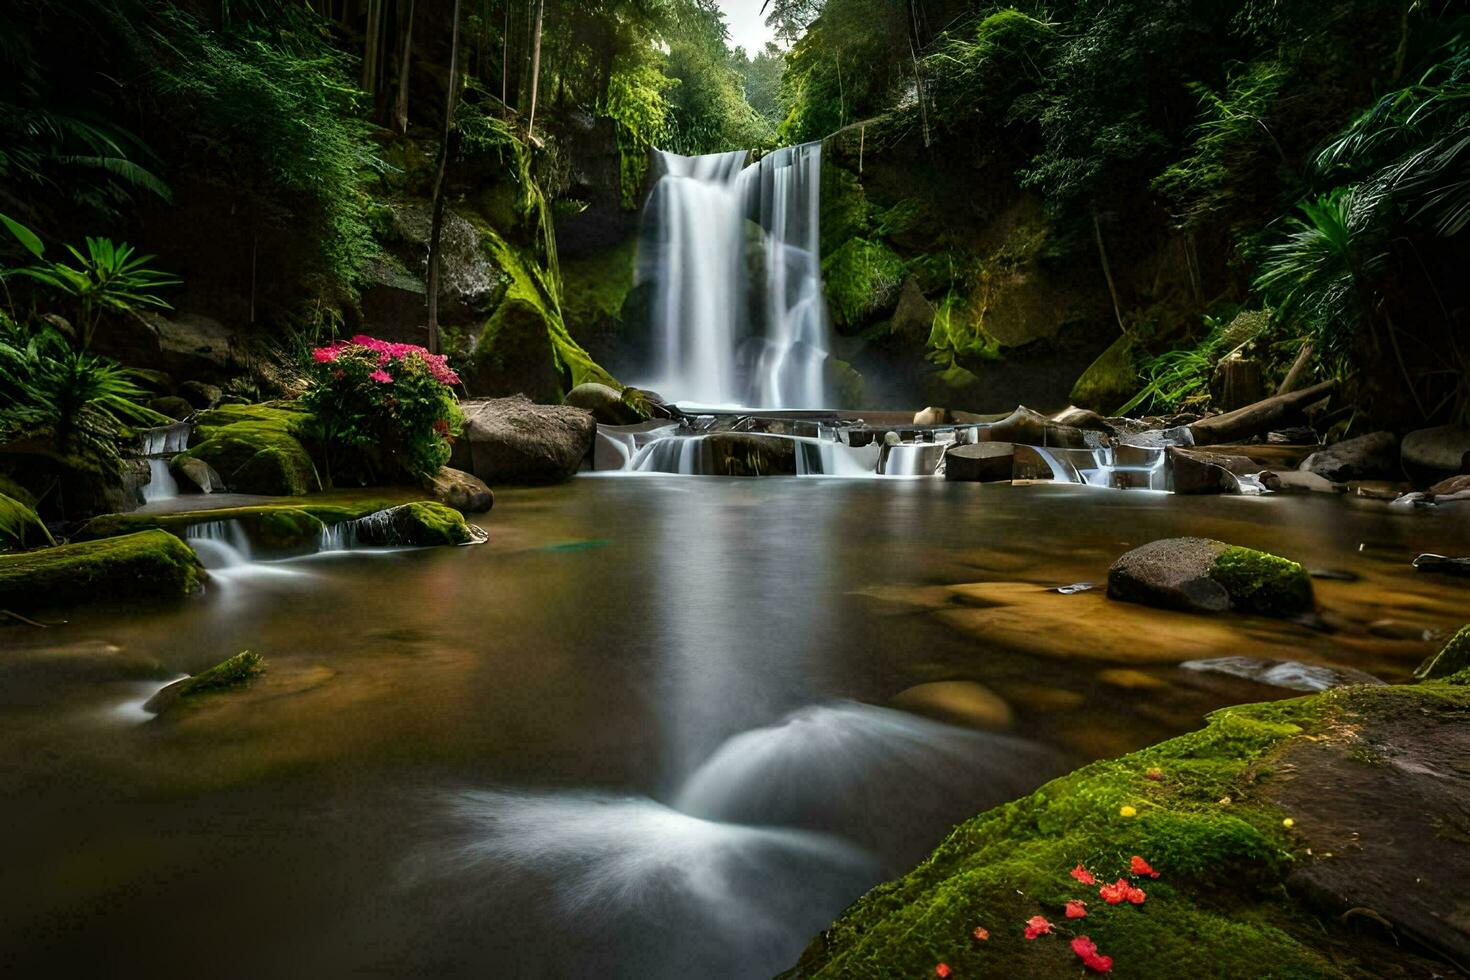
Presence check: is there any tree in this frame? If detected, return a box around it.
[427,0,464,356]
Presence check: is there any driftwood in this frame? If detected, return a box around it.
[1187,379,1335,446]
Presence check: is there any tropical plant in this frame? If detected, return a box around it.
[12,235,179,346]
[1118,310,1270,415]
[301,336,464,484]
[0,316,166,471]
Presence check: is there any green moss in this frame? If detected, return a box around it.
[1071,334,1137,413]
[822,238,905,331]
[75,497,410,553]
[350,501,477,546]
[0,530,204,608]
[789,687,1456,979]
[1415,624,1470,680]
[0,491,55,551]
[927,290,1002,367]
[560,238,636,329]
[178,649,265,696]
[176,413,320,497]
[819,161,870,257]
[0,474,38,510]
[1210,546,1314,616]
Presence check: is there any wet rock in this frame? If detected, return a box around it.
[1412,553,1470,576]
[1180,656,1382,692]
[1096,668,1168,690]
[1401,424,1470,480]
[703,433,798,476]
[1010,445,1057,481]
[176,404,318,496]
[171,456,221,494]
[1413,625,1470,680]
[144,650,265,715]
[1108,537,1314,617]
[0,530,205,608]
[981,406,1090,449]
[1048,406,1114,433]
[1107,537,1232,613]
[1346,480,1410,500]
[912,406,952,425]
[178,380,222,409]
[149,395,194,420]
[1428,473,1470,498]
[1367,619,1436,641]
[565,382,646,425]
[944,442,1015,483]
[1260,469,1343,494]
[348,502,481,546]
[1167,447,1251,494]
[453,396,596,484]
[1300,431,1398,482]
[890,680,1013,731]
[426,466,494,514]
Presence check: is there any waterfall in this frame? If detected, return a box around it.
[139,422,191,503]
[635,142,833,408]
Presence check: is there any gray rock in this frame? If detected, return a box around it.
[944,442,1015,482]
[1300,431,1398,482]
[1428,473,1470,498]
[1167,447,1249,494]
[982,406,1091,449]
[913,406,952,426]
[452,396,596,484]
[1180,656,1382,692]
[1402,425,1470,479]
[427,466,494,514]
[149,395,193,420]
[178,380,223,410]
[1107,537,1232,613]
[1261,469,1343,494]
[172,456,221,494]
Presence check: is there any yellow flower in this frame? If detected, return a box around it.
[1282,817,1295,828]
[1119,805,1137,818]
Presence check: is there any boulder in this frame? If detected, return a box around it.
[1167,447,1249,495]
[981,406,1090,449]
[1401,425,1470,480]
[144,650,265,715]
[890,277,937,342]
[1069,334,1135,414]
[177,403,318,496]
[178,380,223,410]
[944,443,1015,483]
[453,396,596,484]
[149,395,194,421]
[565,382,646,425]
[1107,537,1313,617]
[1260,469,1343,494]
[1300,431,1398,482]
[171,456,222,494]
[1414,625,1470,680]
[0,530,205,608]
[1049,406,1114,433]
[426,467,494,514]
[913,406,952,426]
[1428,473,1470,499]
[346,502,481,546]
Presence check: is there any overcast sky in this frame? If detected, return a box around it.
[717,0,776,54]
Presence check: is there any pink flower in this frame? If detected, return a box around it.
[1070,864,1097,885]
[1023,915,1052,940]
[1071,936,1113,973]
[1065,900,1087,919]
[369,369,393,383]
[312,345,342,363]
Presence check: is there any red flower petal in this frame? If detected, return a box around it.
[971,926,989,942]
[1023,915,1053,940]
[935,964,952,978]
[1130,855,1160,878]
[1098,879,1130,905]
[1085,953,1114,973]
[1072,936,1113,973]
[1127,885,1147,905]
[1069,864,1097,885]
[1065,900,1088,919]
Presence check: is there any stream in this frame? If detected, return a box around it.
[2,477,1467,978]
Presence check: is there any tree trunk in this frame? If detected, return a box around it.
[362,0,384,104]
[1092,208,1125,334]
[393,0,414,133]
[1186,380,1336,446]
[526,0,545,137]
[501,0,510,105]
[426,0,463,356]
[1276,342,1314,396]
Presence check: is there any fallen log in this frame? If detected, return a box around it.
[1187,380,1335,446]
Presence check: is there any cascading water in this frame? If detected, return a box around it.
[139,422,191,503]
[634,142,832,408]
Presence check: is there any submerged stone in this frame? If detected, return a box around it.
[0,530,204,608]
[1107,538,1313,617]
[144,650,265,714]
[891,681,1014,731]
[1300,431,1398,483]
[426,466,494,514]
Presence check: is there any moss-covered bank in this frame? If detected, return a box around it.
[787,681,1470,978]
[0,530,204,608]
[176,403,320,496]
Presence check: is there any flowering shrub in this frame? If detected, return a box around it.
[301,335,462,484]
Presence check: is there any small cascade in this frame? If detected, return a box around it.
[634,142,832,408]
[138,422,191,503]
[183,519,255,569]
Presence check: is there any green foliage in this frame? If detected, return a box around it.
[1118,310,1269,415]
[822,238,905,330]
[0,491,55,551]
[301,343,463,485]
[150,5,381,307]
[605,50,674,207]
[731,42,788,126]
[13,235,179,346]
[0,316,166,474]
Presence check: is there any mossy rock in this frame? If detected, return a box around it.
[178,415,319,496]
[0,530,204,608]
[75,499,407,554]
[1210,546,1314,617]
[1415,625,1470,680]
[0,491,55,551]
[144,650,265,714]
[823,238,905,332]
[191,401,312,435]
[349,502,478,546]
[1070,333,1136,414]
[788,683,1470,978]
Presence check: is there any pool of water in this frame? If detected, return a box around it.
[2,478,1465,978]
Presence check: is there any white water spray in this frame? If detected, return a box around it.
[635,143,833,408]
